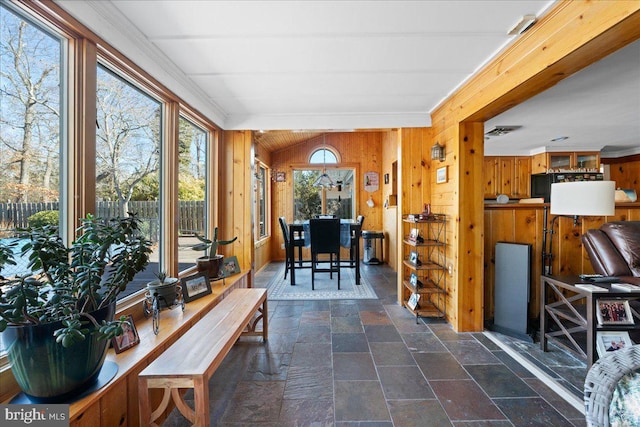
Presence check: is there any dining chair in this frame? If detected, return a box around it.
[309,218,341,290]
[278,217,304,279]
[350,215,365,265]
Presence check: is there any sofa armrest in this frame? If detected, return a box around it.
[582,229,633,277]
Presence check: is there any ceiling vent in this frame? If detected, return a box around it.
[485,126,522,137]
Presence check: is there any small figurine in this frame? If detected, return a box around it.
[419,203,433,220]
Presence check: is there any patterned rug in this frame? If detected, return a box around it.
[267,263,378,301]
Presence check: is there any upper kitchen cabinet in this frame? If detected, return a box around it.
[532,152,600,174]
[484,156,531,199]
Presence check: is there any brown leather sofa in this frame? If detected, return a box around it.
[582,221,640,285]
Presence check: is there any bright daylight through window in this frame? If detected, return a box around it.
[96,64,162,299]
[178,116,208,268]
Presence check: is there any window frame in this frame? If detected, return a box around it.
[254,160,270,242]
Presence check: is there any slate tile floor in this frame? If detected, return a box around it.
[165,262,585,426]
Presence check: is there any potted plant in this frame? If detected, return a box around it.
[146,270,179,309]
[0,213,152,402]
[191,227,237,279]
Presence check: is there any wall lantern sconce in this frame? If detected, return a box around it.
[431,142,446,162]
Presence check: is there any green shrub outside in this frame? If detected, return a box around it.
[28,210,59,228]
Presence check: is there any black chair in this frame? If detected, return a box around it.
[278,217,304,279]
[350,215,365,265]
[309,218,341,290]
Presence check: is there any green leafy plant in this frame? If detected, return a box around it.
[27,210,59,228]
[0,213,152,347]
[191,227,237,259]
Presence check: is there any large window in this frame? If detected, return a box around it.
[0,2,64,270]
[293,148,354,221]
[255,162,269,240]
[178,116,207,267]
[96,64,162,297]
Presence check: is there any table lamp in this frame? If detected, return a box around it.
[542,180,615,275]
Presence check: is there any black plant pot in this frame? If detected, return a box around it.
[196,254,223,279]
[3,302,116,403]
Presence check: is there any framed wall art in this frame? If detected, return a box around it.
[436,166,448,184]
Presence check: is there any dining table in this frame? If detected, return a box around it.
[288,219,361,286]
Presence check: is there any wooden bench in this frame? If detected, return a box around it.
[138,288,267,426]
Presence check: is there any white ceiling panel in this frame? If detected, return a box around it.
[56,0,638,155]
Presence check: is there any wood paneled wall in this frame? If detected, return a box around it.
[220,130,253,274]
[269,132,384,260]
[605,155,640,192]
[484,204,640,322]
[428,1,640,332]
[398,128,443,305]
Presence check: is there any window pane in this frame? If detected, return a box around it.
[326,169,354,219]
[178,116,207,269]
[96,64,161,299]
[293,169,355,221]
[257,165,267,239]
[309,149,337,164]
[0,4,62,270]
[293,170,321,221]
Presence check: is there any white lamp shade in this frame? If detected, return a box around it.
[550,181,616,216]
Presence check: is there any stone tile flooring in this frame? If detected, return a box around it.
[165,262,585,426]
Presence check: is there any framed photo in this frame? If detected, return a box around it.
[275,171,286,182]
[384,173,389,184]
[408,250,419,265]
[409,272,418,286]
[221,256,241,277]
[408,228,420,243]
[436,166,448,184]
[407,293,420,310]
[597,331,634,357]
[181,272,212,303]
[596,299,634,325]
[112,314,140,354]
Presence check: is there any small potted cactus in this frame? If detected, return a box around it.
[146,271,179,309]
[191,227,237,279]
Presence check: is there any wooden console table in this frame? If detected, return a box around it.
[540,275,640,368]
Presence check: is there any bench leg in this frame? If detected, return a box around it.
[262,298,268,342]
[193,377,210,427]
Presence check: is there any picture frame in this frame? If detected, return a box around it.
[408,227,420,243]
[384,173,389,184]
[112,314,140,354]
[275,171,286,182]
[221,255,241,277]
[408,250,419,265]
[436,166,448,184]
[181,272,212,303]
[409,272,418,287]
[407,293,420,310]
[596,299,634,325]
[596,331,634,357]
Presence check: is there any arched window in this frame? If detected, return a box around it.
[309,148,337,165]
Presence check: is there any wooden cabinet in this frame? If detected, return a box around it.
[532,151,600,174]
[402,215,446,322]
[484,156,531,199]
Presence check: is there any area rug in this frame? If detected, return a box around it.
[267,264,378,301]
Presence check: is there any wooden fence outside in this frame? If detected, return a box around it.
[0,201,206,237]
